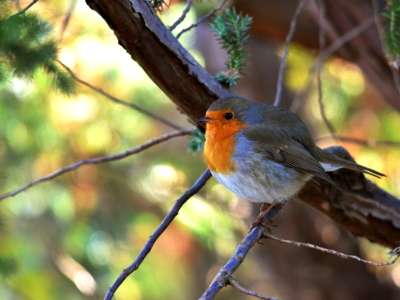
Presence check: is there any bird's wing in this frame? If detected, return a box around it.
[243,126,339,188]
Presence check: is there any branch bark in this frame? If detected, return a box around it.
[85,0,400,247]
[85,0,232,123]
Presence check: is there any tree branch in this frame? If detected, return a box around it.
[85,0,400,249]
[169,0,191,32]
[264,233,400,267]
[315,0,337,139]
[85,0,232,123]
[0,129,194,201]
[273,0,306,107]
[176,0,229,39]
[58,60,184,130]
[199,206,281,300]
[228,277,280,300]
[104,168,212,300]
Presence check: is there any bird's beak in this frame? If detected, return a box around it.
[197,116,213,123]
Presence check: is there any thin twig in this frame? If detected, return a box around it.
[273,0,306,107]
[200,206,282,300]
[315,135,400,147]
[169,0,191,32]
[264,233,400,267]
[290,17,375,112]
[58,60,184,130]
[228,277,280,300]
[176,0,229,39]
[8,0,39,19]
[320,17,374,61]
[316,0,338,139]
[104,168,212,300]
[0,129,194,201]
[371,0,400,96]
[59,0,78,37]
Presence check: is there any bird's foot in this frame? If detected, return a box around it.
[250,219,272,233]
[249,203,275,233]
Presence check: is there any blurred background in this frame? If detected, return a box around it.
[0,0,400,299]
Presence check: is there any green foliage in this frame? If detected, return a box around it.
[0,256,18,278]
[382,0,400,67]
[187,129,205,153]
[210,8,252,87]
[0,3,75,94]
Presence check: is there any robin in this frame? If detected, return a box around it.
[197,96,384,227]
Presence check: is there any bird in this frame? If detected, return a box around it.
[197,96,384,227]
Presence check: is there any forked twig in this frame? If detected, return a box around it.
[104,169,212,300]
[0,129,194,201]
[169,0,192,32]
[176,0,229,39]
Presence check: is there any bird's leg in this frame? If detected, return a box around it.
[250,203,275,232]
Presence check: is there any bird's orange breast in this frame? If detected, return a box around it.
[203,111,247,175]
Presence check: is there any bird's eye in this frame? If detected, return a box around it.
[224,112,233,120]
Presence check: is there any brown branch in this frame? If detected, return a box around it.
[104,169,212,300]
[273,0,306,107]
[298,146,400,248]
[228,277,280,300]
[264,233,400,267]
[58,60,184,130]
[85,0,232,123]
[315,0,337,139]
[176,0,229,39]
[0,129,194,201]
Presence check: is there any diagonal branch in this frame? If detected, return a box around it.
[169,0,191,32]
[199,206,281,300]
[104,168,212,300]
[86,0,232,123]
[0,129,194,201]
[58,60,184,130]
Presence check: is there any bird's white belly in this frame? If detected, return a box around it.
[211,168,310,204]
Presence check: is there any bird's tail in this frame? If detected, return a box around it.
[318,149,385,178]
